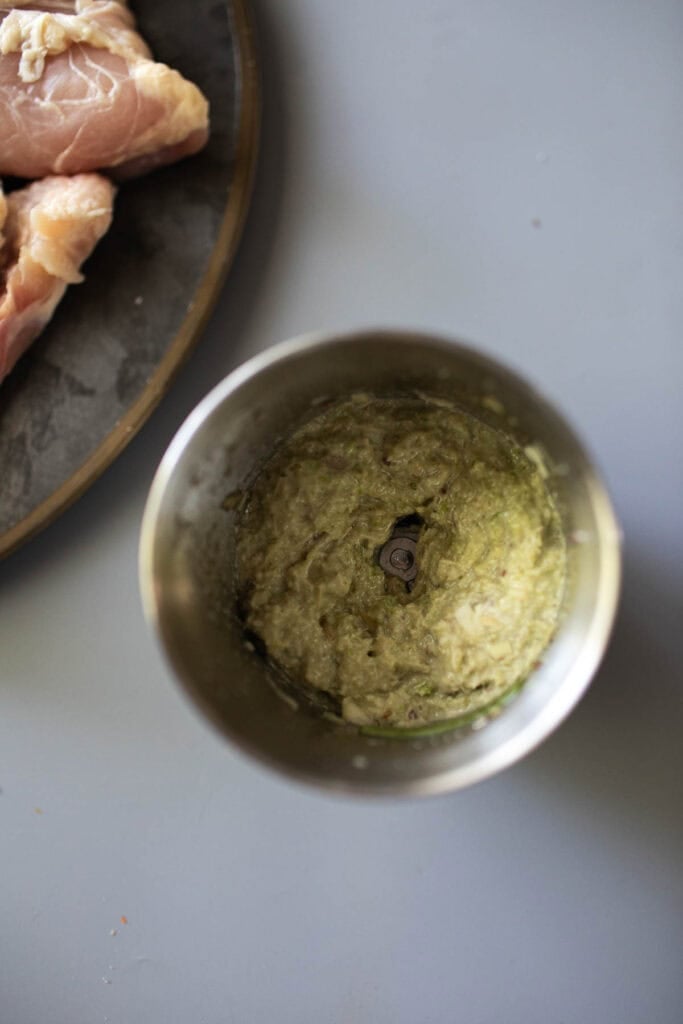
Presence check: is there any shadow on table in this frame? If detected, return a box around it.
[517,547,683,871]
[0,0,290,589]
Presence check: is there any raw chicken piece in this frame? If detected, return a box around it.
[0,1,209,179]
[0,174,114,383]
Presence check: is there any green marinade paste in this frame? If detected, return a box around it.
[236,394,566,728]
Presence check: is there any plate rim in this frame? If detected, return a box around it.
[0,0,261,561]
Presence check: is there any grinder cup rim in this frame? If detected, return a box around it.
[139,328,622,796]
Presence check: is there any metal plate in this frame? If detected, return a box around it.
[0,0,260,559]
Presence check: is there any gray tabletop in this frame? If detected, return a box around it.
[1,1,682,1022]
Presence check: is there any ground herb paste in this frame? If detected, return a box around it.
[236,394,566,728]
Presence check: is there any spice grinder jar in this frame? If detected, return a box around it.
[139,329,621,796]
